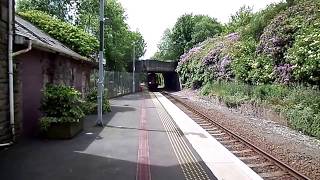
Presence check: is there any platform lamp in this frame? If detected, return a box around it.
[132,41,136,93]
[96,0,105,126]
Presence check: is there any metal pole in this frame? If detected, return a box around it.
[97,0,105,126]
[8,0,15,142]
[132,43,135,93]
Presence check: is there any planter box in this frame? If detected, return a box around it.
[44,120,84,139]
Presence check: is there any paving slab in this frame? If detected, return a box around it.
[0,92,215,180]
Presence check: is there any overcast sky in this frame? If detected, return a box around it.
[118,0,283,59]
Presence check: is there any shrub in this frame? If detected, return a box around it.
[176,0,320,139]
[18,10,99,57]
[286,105,320,138]
[243,3,287,40]
[40,85,85,131]
[200,81,320,138]
[83,88,111,114]
[201,81,250,107]
[177,33,240,88]
[257,0,319,63]
[225,6,253,35]
[230,38,256,83]
[286,22,320,85]
[248,55,275,84]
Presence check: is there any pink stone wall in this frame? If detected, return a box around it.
[17,49,93,136]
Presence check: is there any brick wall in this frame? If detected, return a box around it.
[0,0,10,143]
[0,0,20,143]
[18,50,92,136]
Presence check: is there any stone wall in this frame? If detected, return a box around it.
[17,49,93,136]
[0,0,10,143]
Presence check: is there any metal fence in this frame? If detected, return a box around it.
[104,71,143,98]
[90,70,144,98]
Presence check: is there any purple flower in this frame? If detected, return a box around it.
[202,44,223,65]
[225,33,240,42]
[274,64,294,84]
[178,46,202,65]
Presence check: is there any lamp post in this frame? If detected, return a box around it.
[97,0,105,126]
[132,42,136,93]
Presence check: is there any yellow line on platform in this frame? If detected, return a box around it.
[150,92,211,180]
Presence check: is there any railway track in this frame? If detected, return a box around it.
[161,92,311,180]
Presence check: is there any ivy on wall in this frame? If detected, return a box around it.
[19,10,99,58]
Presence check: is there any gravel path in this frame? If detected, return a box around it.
[171,89,320,180]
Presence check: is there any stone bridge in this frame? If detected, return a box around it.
[135,60,181,91]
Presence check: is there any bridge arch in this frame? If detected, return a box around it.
[135,60,181,91]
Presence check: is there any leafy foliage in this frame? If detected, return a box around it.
[152,29,179,61]
[286,22,320,85]
[225,6,253,35]
[76,0,146,71]
[83,88,111,114]
[40,85,85,131]
[17,0,146,71]
[18,10,99,58]
[201,82,320,138]
[175,0,320,138]
[153,14,223,61]
[17,0,77,21]
[177,33,240,88]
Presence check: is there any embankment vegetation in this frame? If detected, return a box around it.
[157,0,320,138]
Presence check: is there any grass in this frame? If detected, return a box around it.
[201,81,320,139]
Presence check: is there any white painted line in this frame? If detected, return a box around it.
[154,92,263,180]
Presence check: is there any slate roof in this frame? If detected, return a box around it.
[15,15,93,63]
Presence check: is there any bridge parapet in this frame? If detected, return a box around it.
[136,60,177,73]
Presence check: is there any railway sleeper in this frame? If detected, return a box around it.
[164,92,309,180]
[197,122,213,125]
[207,130,222,134]
[258,171,288,178]
[247,162,273,168]
[239,155,261,161]
[210,132,226,136]
[224,143,244,148]
[214,136,230,141]
[219,139,238,144]
[230,149,252,154]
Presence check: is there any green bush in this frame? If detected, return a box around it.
[201,81,250,107]
[286,105,320,138]
[83,88,111,114]
[243,3,287,40]
[18,10,99,57]
[40,85,85,131]
[200,81,320,138]
[175,0,320,139]
[286,22,320,85]
[230,38,256,82]
[225,6,253,35]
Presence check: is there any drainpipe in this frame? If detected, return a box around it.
[7,0,15,143]
[3,0,33,146]
[0,142,13,147]
[13,40,32,57]
[4,37,32,146]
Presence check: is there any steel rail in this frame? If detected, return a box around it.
[162,91,311,180]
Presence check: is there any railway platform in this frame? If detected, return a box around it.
[0,91,261,180]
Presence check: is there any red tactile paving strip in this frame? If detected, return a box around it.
[136,96,151,180]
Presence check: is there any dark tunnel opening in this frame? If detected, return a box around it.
[146,72,181,92]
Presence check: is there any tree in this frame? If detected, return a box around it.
[75,0,146,71]
[192,15,223,46]
[17,0,77,21]
[152,29,178,60]
[19,10,98,57]
[18,0,146,71]
[225,6,253,34]
[153,14,223,61]
[286,0,295,6]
